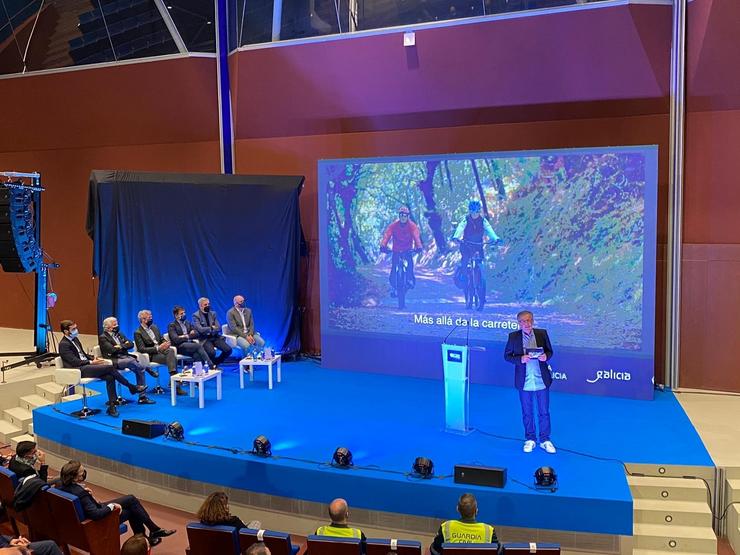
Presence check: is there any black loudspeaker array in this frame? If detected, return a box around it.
[0,184,40,273]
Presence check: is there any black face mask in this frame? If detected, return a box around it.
[112,326,120,334]
[145,319,153,326]
[203,306,210,313]
[178,314,186,322]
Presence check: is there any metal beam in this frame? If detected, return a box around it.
[154,0,189,54]
[665,0,687,389]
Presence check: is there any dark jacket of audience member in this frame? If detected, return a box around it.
[197,491,247,528]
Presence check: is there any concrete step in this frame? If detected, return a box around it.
[0,420,24,443]
[19,394,53,412]
[36,382,66,403]
[10,434,35,451]
[634,498,713,527]
[628,475,709,503]
[727,504,740,555]
[633,523,716,553]
[27,423,33,436]
[3,407,33,433]
[727,479,740,503]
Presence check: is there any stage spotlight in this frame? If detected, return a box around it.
[534,466,557,491]
[253,435,272,457]
[164,421,184,441]
[412,456,434,478]
[332,447,353,468]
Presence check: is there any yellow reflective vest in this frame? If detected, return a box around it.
[441,519,496,544]
[315,524,363,539]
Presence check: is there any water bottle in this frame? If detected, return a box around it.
[204,361,210,374]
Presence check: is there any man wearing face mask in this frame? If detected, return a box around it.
[192,297,232,367]
[134,309,177,379]
[99,316,155,406]
[58,320,146,417]
[167,305,213,387]
[8,441,48,482]
[226,295,265,357]
[59,461,175,547]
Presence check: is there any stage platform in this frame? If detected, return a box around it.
[33,360,714,538]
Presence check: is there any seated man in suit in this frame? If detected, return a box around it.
[192,297,232,367]
[134,309,177,382]
[58,460,175,547]
[167,305,213,389]
[8,441,48,482]
[59,320,146,417]
[0,535,62,555]
[99,316,155,405]
[226,295,265,358]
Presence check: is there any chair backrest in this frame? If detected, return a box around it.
[501,543,560,554]
[46,488,126,555]
[54,367,81,386]
[0,466,19,506]
[187,523,240,555]
[366,538,423,555]
[441,543,500,554]
[222,324,231,336]
[240,528,298,555]
[307,534,363,555]
[25,486,59,543]
[92,345,102,358]
[54,356,63,369]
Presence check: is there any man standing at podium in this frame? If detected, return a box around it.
[504,310,556,454]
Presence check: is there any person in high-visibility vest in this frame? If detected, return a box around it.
[314,498,366,551]
[430,493,498,555]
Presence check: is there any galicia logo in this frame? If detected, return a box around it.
[587,369,631,384]
[548,366,567,380]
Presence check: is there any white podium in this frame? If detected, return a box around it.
[442,342,472,434]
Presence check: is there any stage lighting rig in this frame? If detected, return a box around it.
[164,421,185,441]
[252,435,272,456]
[534,466,557,492]
[332,447,353,468]
[412,456,434,478]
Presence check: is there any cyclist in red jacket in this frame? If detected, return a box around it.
[379,206,423,297]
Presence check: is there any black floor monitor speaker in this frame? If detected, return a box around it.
[122,419,167,439]
[454,464,507,488]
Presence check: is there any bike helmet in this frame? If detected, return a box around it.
[468,200,482,213]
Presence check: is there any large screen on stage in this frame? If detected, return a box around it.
[318,146,658,399]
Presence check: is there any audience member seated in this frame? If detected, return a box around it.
[244,542,272,555]
[192,297,232,367]
[226,295,265,357]
[120,534,150,555]
[8,441,48,482]
[59,319,146,417]
[430,493,497,555]
[0,535,61,555]
[59,461,176,547]
[134,308,178,380]
[168,305,214,368]
[100,316,155,405]
[314,498,366,545]
[197,491,261,529]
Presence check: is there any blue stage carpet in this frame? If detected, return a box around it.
[34,360,713,537]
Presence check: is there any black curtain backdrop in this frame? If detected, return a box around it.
[86,170,304,354]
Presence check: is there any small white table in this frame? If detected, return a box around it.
[239,355,282,390]
[170,369,222,408]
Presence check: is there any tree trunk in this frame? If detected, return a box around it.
[471,159,490,218]
[416,161,448,253]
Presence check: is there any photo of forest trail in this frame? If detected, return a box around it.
[322,150,650,351]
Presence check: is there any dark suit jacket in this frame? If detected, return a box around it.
[192,310,221,339]
[504,328,554,390]
[134,324,166,355]
[8,456,48,483]
[99,331,135,363]
[59,482,112,521]
[59,336,93,368]
[168,319,197,346]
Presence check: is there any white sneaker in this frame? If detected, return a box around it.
[523,440,536,453]
[540,441,556,454]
